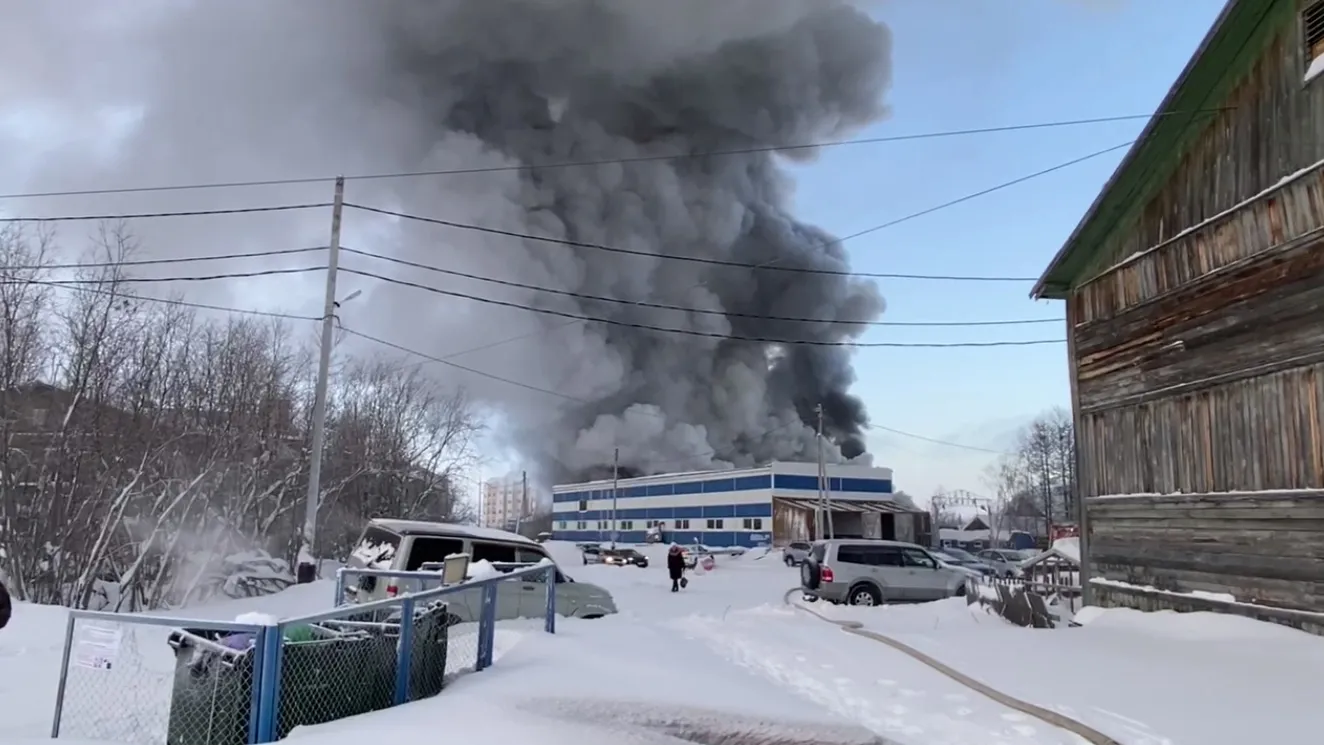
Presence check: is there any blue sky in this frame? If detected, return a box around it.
[792,0,1226,497]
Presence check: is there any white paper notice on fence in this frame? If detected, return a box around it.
[73,624,122,671]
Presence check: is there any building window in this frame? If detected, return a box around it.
[620,520,634,530]
[742,518,763,530]
[579,500,588,511]
[576,521,586,530]
[706,518,724,530]
[1307,1,1324,81]
[675,519,690,529]
[556,521,566,530]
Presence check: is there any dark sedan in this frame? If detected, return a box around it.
[602,548,649,567]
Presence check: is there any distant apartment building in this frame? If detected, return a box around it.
[481,476,528,529]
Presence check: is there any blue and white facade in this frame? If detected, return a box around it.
[552,461,910,548]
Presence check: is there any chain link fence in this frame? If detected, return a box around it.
[52,612,271,745]
[51,563,557,744]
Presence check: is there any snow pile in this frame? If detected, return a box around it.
[466,560,504,582]
[1049,537,1079,563]
[233,611,278,626]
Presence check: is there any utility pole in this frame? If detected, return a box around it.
[810,404,820,539]
[296,176,344,584]
[610,448,620,548]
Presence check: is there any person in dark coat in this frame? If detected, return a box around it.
[0,577,11,630]
[666,544,686,592]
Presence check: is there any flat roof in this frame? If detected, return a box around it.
[553,460,893,491]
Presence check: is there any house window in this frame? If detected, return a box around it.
[675,519,690,529]
[742,518,763,530]
[706,518,724,530]
[1306,1,1324,81]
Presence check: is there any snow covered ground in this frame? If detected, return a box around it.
[2,541,1322,744]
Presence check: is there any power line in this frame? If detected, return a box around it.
[342,246,1060,328]
[0,278,319,321]
[0,246,326,272]
[0,110,1220,202]
[341,266,1064,348]
[20,266,325,284]
[343,141,1130,283]
[0,203,333,223]
[340,327,586,402]
[868,423,1009,455]
[342,326,858,470]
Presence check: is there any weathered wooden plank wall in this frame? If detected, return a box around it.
[1090,491,1324,611]
[1065,8,1324,614]
[1082,11,1324,306]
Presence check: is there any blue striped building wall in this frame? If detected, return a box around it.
[551,464,893,547]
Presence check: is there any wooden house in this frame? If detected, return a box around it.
[1032,0,1324,633]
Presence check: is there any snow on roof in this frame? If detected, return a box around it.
[369,518,537,546]
[1052,536,1081,563]
[1021,536,1081,568]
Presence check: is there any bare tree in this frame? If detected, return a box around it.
[0,223,484,610]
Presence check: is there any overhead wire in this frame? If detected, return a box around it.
[0,203,333,223]
[0,246,326,272]
[0,277,319,321]
[16,266,325,284]
[340,247,1059,327]
[340,266,1063,348]
[343,140,1132,283]
[0,109,1222,201]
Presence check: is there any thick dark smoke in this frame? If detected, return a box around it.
[3,0,892,484]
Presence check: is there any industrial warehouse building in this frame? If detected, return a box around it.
[551,461,928,547]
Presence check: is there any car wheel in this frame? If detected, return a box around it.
[955,582,967,597]
[848,585,882,606]
[784,556,794,567]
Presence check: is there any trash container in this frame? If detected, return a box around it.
[166,629,258,745]
[275,626,394,738]
[404,600,450,700]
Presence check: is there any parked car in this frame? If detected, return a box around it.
[800,539,969,606]
[344,519,618,622]
[976,548,1031,577]
[601,548,649,568]
[582,546,605,565]
[783,541,813,566]
[934,547,995,576]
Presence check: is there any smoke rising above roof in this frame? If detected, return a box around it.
[3,0,893,484]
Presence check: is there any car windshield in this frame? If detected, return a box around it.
[790,542,811,550]
[944,548,978,562]
[933,551,959,563]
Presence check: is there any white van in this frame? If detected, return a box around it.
[343,519,617,622]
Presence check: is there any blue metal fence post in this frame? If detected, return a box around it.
[246,627,268,744]
[254,622,284,742]
[394,596,416,704]
[49,613,78,738]
[544,564,556,634]
[476,581,498,670]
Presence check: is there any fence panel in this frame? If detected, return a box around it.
[966,576,1082,628]
[263,563,555,739]
[51,565,557,744]
[51,612,269,745]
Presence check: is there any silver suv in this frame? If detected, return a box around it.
[782,541,813,566]
[800,539,969,606]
